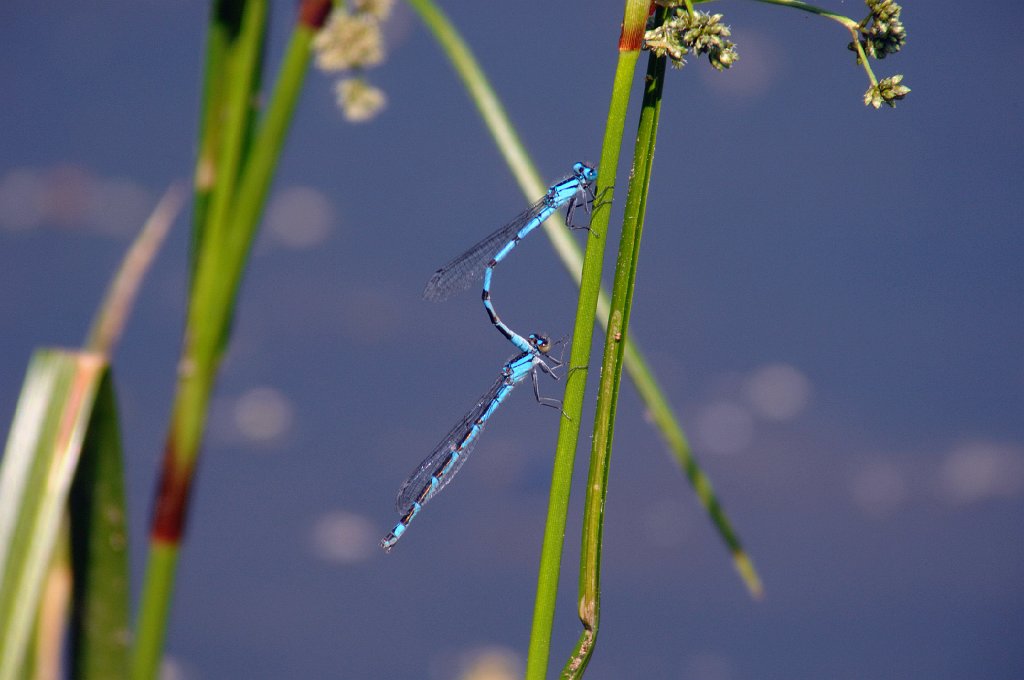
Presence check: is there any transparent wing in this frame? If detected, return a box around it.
[422,193,553,302]
[394,369,511,512]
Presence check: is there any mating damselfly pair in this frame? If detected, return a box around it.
[381,162,598,551]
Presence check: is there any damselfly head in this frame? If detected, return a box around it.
[573,161,598,184]
[528,333,551,354]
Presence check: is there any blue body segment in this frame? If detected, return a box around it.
[423,162,597,354]
[381,334,559,552]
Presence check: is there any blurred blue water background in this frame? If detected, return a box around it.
[1,1,1022,678]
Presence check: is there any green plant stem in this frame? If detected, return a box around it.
[132,2,330,677]
[191,0,244,280]
[526,54,633,672]
[219,14,319,311]
[201,0,267,270]
[562,32,668,680]
[132,0,267,670]
[525,2,652,675]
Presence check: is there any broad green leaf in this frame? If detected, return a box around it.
[68,368,130,680]
[0,350,124,680]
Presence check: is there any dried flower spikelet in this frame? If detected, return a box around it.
[864,74,910,108]
[850,0,907,61]
[314,13,384,72]
[644,25,687,66]
[337,79,387,122]
[645,10,738,70]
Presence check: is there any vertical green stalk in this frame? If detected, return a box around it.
[131,7,267,674]
[562,33,667,680]
[524,3,651,677]
[200,0,267,266]
[190,0,249,280]
[132,2,331,678]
